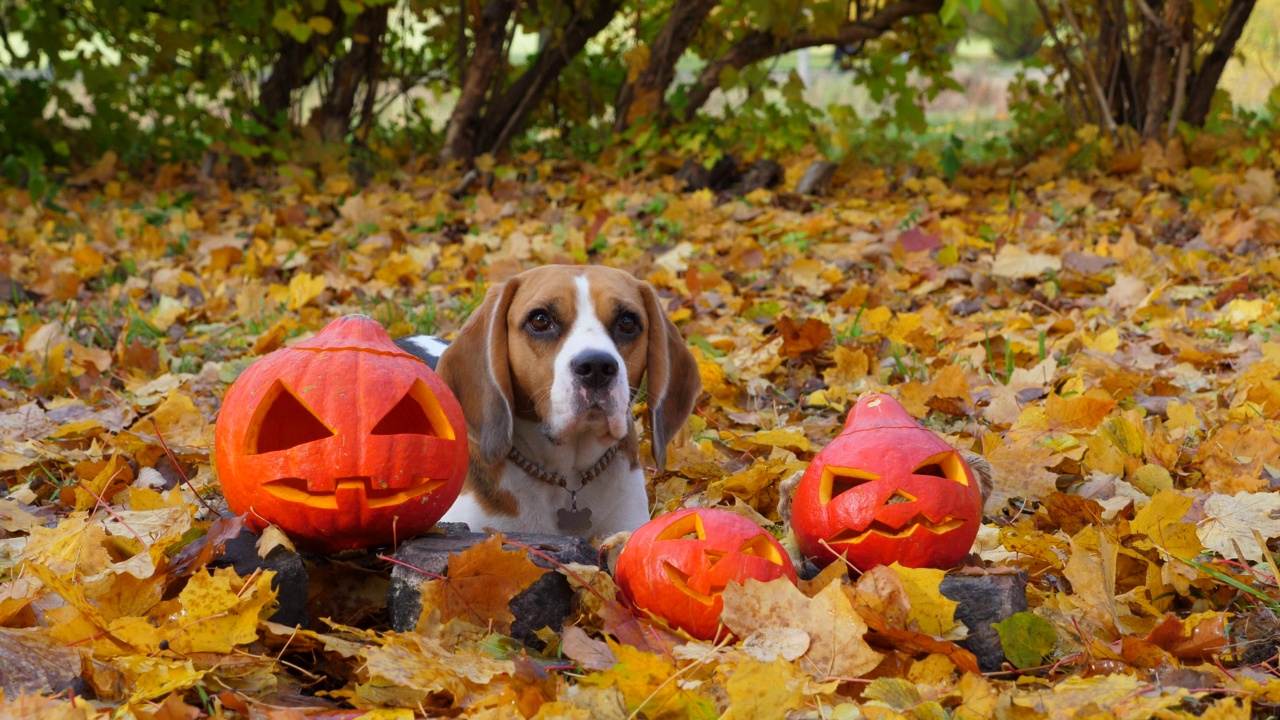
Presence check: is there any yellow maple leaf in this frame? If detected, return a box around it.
[579,642,715,720]
[416,534,548,634]
[1045,388,1116,432]
[286,271,326,310]
[167,568,275,654]
[889,563,964,639]
[136,390,209,449]
[74,454,133,511]
[1131,489,1202,560]
[724,658,808,718]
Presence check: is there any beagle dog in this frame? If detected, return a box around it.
[395,265,701,539]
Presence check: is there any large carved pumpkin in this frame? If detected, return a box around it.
[615,508,797,641]
[791,393,982,571]
[215,315,468,552]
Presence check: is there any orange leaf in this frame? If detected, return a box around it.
[416,534,549,634]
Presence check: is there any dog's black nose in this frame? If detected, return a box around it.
[571,351,619,390]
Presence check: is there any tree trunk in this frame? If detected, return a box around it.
[612,0,720,133]
[1141,0,1187,140]
[441,0,519,162]
[1183,0,1256,126]
[476,0,624,155]
[681,0,943,119]
[316,4,390,143]
[258,0,345,126]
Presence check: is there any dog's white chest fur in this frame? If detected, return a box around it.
[442,419,651,536]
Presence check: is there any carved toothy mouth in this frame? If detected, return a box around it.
[263,476,447,510]
[827,514,968,543]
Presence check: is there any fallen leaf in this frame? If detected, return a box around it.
[721,578,882,680]
[417,534,549,634]
[1196,491,1280,563]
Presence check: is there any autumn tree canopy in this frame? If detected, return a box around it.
[0,0,1266,180]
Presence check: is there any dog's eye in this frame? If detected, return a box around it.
[615,313,640,337]
[526,310,554,334]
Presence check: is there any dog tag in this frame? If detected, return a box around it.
[557,507,592,535]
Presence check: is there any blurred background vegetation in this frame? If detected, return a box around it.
[0,0,1276,190]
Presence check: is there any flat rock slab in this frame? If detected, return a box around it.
[387,527,601,647]
[211,527,309,628]
[940,569,1029,672]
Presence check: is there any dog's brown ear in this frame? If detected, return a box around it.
[639,283,701,472]
[437,278,520,467]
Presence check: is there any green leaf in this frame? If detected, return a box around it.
[941,143,962,182]
[719,66,740,90]
[982,0,1009,24]
[939,0,964,25]
[272,8,299,32]
[308,16,334,35]
[994,612,1058,669]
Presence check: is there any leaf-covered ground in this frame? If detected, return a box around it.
[2,143,1280,718]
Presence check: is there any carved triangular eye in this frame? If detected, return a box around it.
[656,513,705,541]
[245,380,334,454]
[911,451,969,485]
[819,467,881,505]
[371,379,455,439]
[737,535,785,565]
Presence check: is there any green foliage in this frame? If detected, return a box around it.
[967,0,1043,61]
[994,612,1059,669]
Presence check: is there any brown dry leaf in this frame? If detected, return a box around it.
[983,432,1059,508]
[720,578,882,680]
[416,534,549,634]
[0,627,83,697]
[1144,612,1229,660]
[561,626,618,671]
[776,316,832,357]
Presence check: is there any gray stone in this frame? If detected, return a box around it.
[675,156,740,192]
[211,527,309,628]
[795,161,838,196]
[940,570,1029,672]
[387,527,601,647]
[730,159,783,195]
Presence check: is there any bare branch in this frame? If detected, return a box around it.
[681,0,943,118]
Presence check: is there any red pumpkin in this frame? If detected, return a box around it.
[615,508,797,641]
[215,315,468,552]
[791,393,982,571]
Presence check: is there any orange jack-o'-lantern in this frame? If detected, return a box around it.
[615,508,797,641]
[791,393,982,571]
[215,315,468,552]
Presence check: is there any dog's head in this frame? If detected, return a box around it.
[437,265,701,471]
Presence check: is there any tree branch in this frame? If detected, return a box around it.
[680,0,943,119]
[1183,0,1256,126]
[613,0,720,132]
[478,0,624,155]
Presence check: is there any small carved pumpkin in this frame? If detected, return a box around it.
[791,393,982,571]
[615,508,797,641]
[215,315,468,552]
